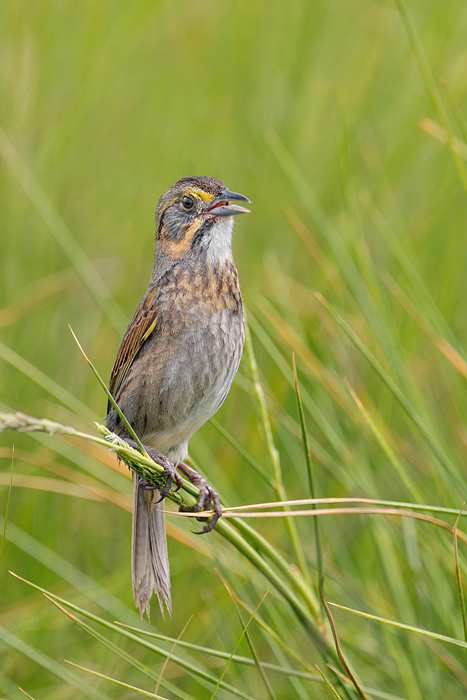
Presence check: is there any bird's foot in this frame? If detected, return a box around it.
[154,453,185,502]
[177,460,222,534]
[124,438,184,501]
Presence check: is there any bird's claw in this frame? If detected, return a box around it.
[178,473,222,534]
[136,446,184,502]
[156,464,184,504]
[124,439,220,527]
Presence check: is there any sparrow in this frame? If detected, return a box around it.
[105,176,249,617]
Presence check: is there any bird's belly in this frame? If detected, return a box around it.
[121,310,244,456]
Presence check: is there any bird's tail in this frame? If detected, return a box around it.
[131,474,171,618]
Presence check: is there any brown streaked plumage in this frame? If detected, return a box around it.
[106,176,249,617]
[108,287,158,402]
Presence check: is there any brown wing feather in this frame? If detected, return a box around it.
[108,287,158,411]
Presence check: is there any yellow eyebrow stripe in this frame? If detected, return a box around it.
[184,187,214,201]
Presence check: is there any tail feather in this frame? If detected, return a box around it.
[132,474,171,618]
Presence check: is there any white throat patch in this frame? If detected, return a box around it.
[207,216,234,263]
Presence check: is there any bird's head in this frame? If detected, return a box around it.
[154,176,250,262]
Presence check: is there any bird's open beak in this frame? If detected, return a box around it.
[206,189,251,216]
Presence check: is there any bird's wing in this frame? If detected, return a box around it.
[108,286,158,411]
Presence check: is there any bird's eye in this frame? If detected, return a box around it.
[181,196,194,211]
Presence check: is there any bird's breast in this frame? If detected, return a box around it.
[122,258,245,451]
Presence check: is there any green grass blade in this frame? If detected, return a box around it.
[120,605,319,678]
[293,356,323,595]
[329,602,467,650]
[244,317,310,582]
[69,326,147,456]
[315,665,345,700]
[0,410,329,638]
[359,192,465,357]
[65,661,170,699]
[249,308,349,462]
[440,80,467,143]
[47,596,198,700]
[453,506,467,649]
[0,624,112,700]
[0,339,92,419]
[265,129,398,357]
[0,451,14,568]
[393,0,467,196]
[2,516,132,619]
[0,125,126,334]
[343,378,422,502]
[209,416,275,488]
[11,573,256,700]
[209,591,267,700]
[234,604,278,700]
[116,620,321,680]
[315,293,462,489]
[0,671,25,699]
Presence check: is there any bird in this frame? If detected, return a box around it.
[105,176,249,618]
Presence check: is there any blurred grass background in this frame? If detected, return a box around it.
[1,0,467,698]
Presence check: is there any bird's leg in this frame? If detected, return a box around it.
[176,460,222,534]
[123,438,184,501]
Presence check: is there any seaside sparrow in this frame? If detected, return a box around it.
[106,176,249,617]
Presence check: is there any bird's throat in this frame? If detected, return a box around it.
[205,216,234,264]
